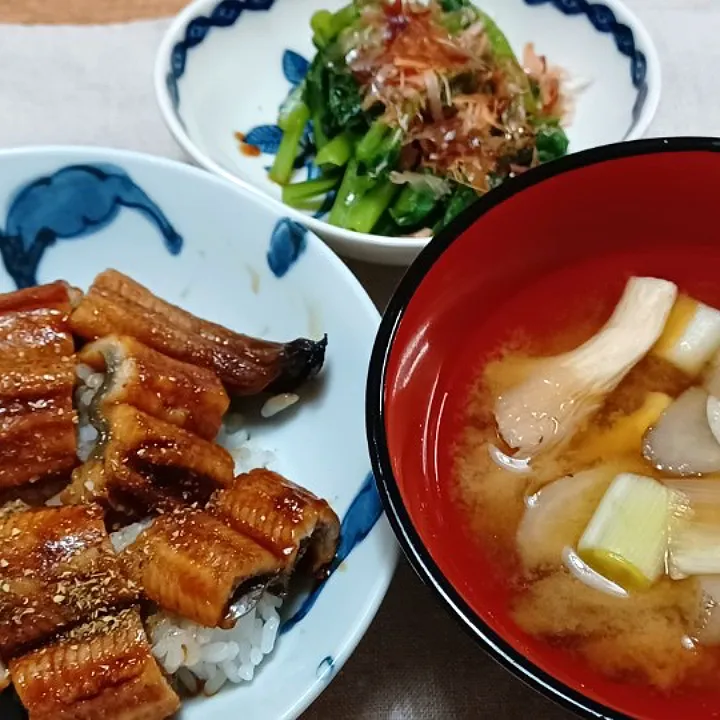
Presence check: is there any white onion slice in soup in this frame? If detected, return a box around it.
[562,547,628,598]
[488,444,531,474]
[666,480,720,578]
[653,296,720,376]
[707,395,720,445]
[495,277,677,458]
[517,467,614,570]
[643,387,720,475]
[703,351,720,398]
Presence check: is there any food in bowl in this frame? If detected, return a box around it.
[457,272,720,692]
[262,0,571,237]
[0,271,338,718]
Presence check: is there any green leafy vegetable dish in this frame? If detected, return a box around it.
[270,0,571,238]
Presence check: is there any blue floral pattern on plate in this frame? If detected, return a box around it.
[267,217,309,277]
[282,471,385,634]
[0,164,183,289]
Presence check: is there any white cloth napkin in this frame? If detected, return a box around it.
[1,1,720,162]
[0,20,182,157]
[2,0,717,311]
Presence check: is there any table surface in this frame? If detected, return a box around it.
[1,0,717,716]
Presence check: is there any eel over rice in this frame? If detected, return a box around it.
[209,468,341,576]
[10,607,179,720]
[77,335,230,441]
[63,404,234,512]
[69,270,327,396]
[0,505,138,659]
[0,282,78,496]
[120,509,286,628]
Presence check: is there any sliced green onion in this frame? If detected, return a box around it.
[578,473,672,592]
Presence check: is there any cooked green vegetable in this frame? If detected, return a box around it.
[536,124,570,164]
[316,132,354,169]
[282,175,340,210]
[441,184,479,227]
[278,83,307,132]
[356,122,403,177]
[311,4,359,48]
[269,101,310,185]
[328,158,362,227]
[344,178,399,233]
[269,0,571,237]
[390,185,439,228]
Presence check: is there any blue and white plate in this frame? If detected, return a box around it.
[0,146,397,720]
[155,0,661,266]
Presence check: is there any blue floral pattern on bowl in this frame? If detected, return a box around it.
[165,0,653,140]
[524,0,648,125]
[243,50,335,218]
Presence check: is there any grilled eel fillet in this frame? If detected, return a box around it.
[63,404,234,511]
[0,505,138,659]
[10,607,179,720]
[209,469,340,576]
[121,509,286,629]
[69,269,327,396]
[77,335,229,440]
[0,281,76,360]
[0,356,77,491]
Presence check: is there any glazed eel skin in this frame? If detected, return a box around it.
[77,334,230,441]
[0,282,78,494]
[0,504,138,659]
[63,404,234,512]
[209,468,340,576]
[10,607,179,720]
[70,270,327,396]
[120,509,286,629]
[119,470,341,627]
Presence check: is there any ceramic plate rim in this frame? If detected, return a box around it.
[365,136,720,720]
[153,0,662,256]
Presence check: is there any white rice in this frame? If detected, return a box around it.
[215,413,277,473]
[260,393,299,418]
[75,363,104,462]
[109,518,155,553]
[150,593,282,695]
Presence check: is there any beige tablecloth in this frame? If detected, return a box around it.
[1,0,719,716]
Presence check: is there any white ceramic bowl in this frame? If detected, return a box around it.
[0,146,398,720]
[155,0,661,266]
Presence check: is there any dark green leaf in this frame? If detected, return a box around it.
[535,125,570,164]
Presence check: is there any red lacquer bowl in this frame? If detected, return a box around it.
[366,138,720,720]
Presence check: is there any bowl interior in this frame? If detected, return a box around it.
[377,144,720,719]
[161,0,658,255]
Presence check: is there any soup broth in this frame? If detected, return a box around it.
[453,274,720,697]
